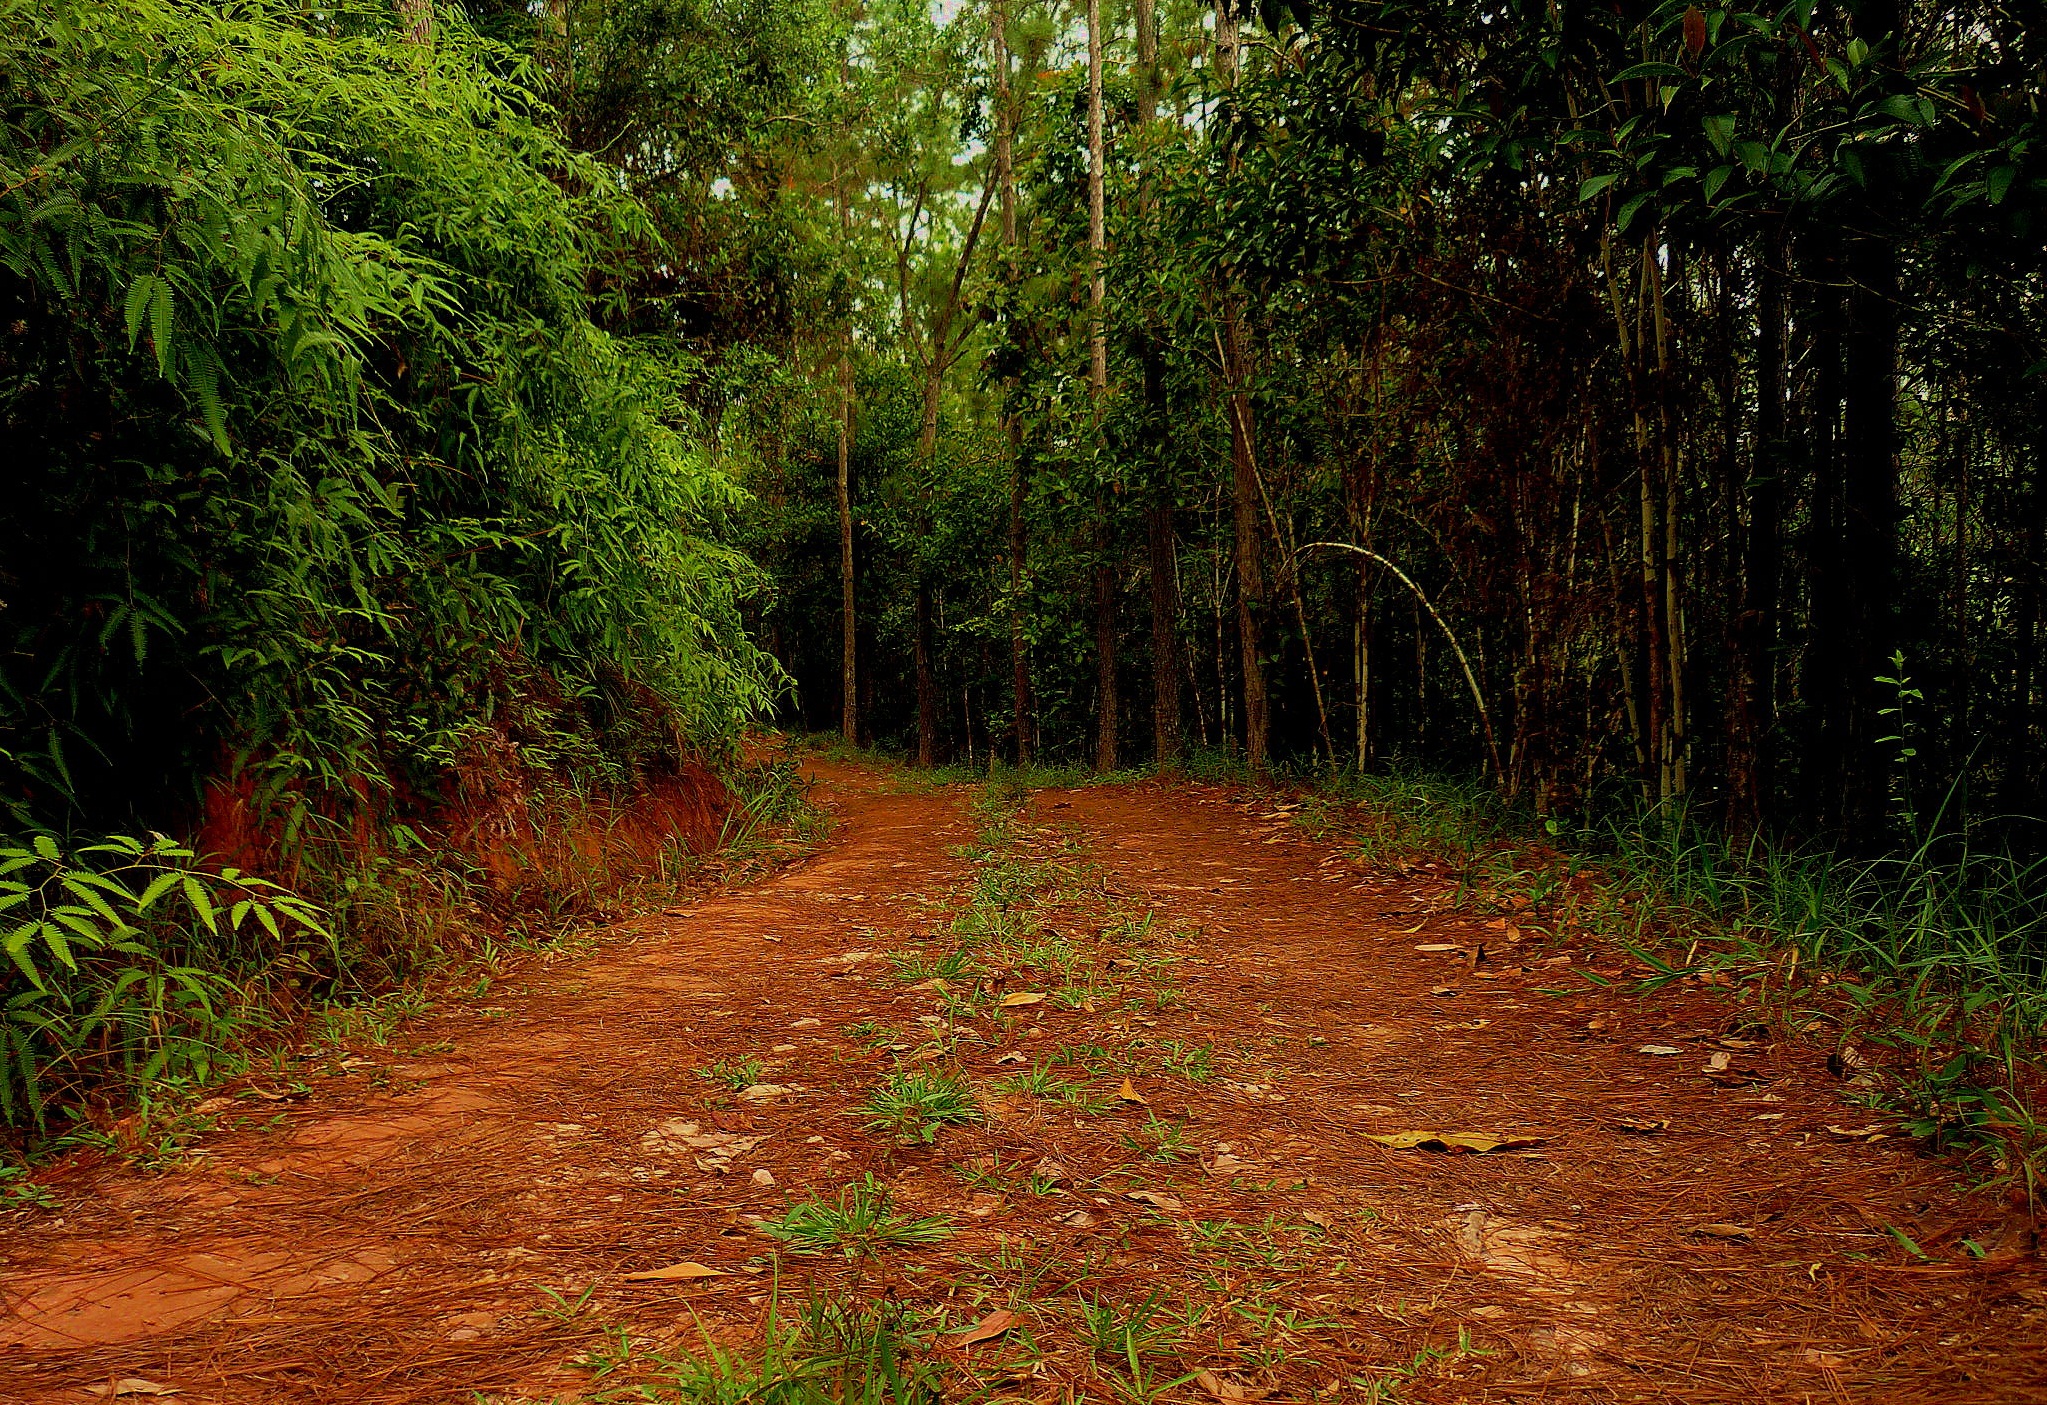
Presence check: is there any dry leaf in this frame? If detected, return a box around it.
[1195,1369,1264,1402]
[1703,1051,1733,1073]
[1117,1078,1147,1104]
[1689,1223,1753,1241]
[999,992,1045,1008]
[1058,1209,1096,1228]
[994,1051,1029,1065]
[1301,1210,1334,1229]
[85,1382,181,1399]
[1613,1118,1669,1135]
[1428,986,1458,997]
[1126,1190,1184,1212]
[1637,1044,1685,1056]
[953,1308,1019,1346]
[1033,1157,1071,1184]
[1365,1130,1546,1155]
[739,1083,791,1101]
[1207,1153,1246,1176]
[909,978,951,993]
[1415,943,1460,953]
[1826,1123,1891,1142]
[623,1261,730,1282]
[751,1168,776,1187]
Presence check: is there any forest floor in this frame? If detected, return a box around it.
[3,755,2045,1404]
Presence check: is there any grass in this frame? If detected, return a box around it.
[763,1175,956,1258]
[698,1056,768,1091]
[858,1069,979,1143]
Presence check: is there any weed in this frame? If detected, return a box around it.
[0,1160,58,1212]
[860,1069,979,1143]
[1119,1114,1193,1162]
[698,1057,768,1092]
[764,1175,955,1257]
[996,1063,1088,1104]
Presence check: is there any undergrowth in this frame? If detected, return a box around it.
[0,748,823,1153]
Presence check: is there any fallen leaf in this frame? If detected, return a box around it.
[953,1308,1019,1346]
[1688,1223,1753,1241]
[1703,1051,1733,1073]
[246,1085,302,1102]
[1366,1130,1546,1154]
[739,1083,791,1101]
[623,1261,730,1282]
[791,1017,822,1028]
[1826,1123,1892,1142]
[994,1050,1029,1065]
[1058,1209,1096,1228]
[1000,992,1045,1008]
[1415,943,1460,953]
[85,1382,180,1399]
[751,1169,776,1187]
[1117,1078,1147,1104]
[1637,1044,1685,1056]
[1428,986,1458,997]
[909,978,951,993]
[1207,1153,1246,1176]
[1195,1369,1258,1402]
[1301,1210,1334,1229]
[1126,1190,1184,1212]
[1613,1117,1669,1135]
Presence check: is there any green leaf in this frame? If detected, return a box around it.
[150,275,174,376]
[1614,61,1689,81]
[1615,191,1654,233]
[124,273,156,351]
[1987,166,2017,206]
[1702,114,1735,156]
[181,875,219,934]
[1703,165,1735,201]
[1578,173,1620,201]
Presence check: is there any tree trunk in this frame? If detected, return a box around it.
[837,349,857,744]
[994,3,1029,765]
[1087,0,1116,772]
[1802,236,1848,832]
[915,583,937,767]
[1839,237,1901,841]
[398,0,433,44]
[1148,497,1181,765]
[1225,312,1268,774]
[1727,228,1789,840]
[1216,6,1266,773]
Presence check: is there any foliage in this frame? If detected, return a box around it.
[762,1174,957,1256]
[1,0,776,839]
[0,832,327,1127]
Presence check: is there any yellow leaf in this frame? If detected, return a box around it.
[1364,1130,1545,1155]
[999,992,1044,1008]
[1117,1077,1146,1103]
[622,1261,729,1282]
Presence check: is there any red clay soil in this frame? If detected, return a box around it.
[2,759,2043,1403]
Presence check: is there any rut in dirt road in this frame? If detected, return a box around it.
[2,760,2041,1404]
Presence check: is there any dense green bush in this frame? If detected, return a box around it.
[0,0,780,1127]
[1,0,774,836]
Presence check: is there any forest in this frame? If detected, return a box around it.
[3,0,2047,1398]
[22,0,2039,1063]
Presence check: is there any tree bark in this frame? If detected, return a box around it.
[1216,5,1267,773]
[837,347,857,745]
[915,583,937,767]
[994,1,1029,765]
[398,0,433,45]
[1087,0,1116,772]
[1727,228,1789,840]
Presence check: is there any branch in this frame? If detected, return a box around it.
[1301,540,1504,785]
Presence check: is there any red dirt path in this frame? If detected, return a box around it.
[1,758,2042,1402]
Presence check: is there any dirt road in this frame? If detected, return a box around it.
[2,760,2041,1402]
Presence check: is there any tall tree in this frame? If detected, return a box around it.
[1088,0,1117,771]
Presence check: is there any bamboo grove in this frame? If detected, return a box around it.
[742,0,2047,854]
